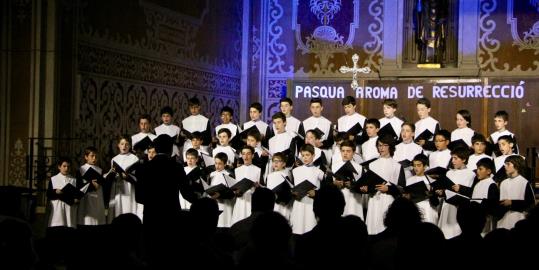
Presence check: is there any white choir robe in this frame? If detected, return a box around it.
[266,169,293,220]
[215,123,241,140]
[48,173,78,228]
[154,123,181,157]
[331,146,363,168]
[230,164,262,225]
[302,116,332,143]
[77,164,106,225]
[467,153,491,171]
[107,153,142,223]
[361,136,380,162]
[494,154,517,173]
[267,131,296,175]
[394,141,423,179]
[182,114,211,150]
[181,165,199,210]
[338,113,366,135]
[438,168,475,239]
[497,175,532,229]
[471,177,497,236]
[290,165,324,234]
[489,130,515,144]
[451,127,475,147]
[212,145,236,166]
[273,115,302,134]
[414,116,440,141]
[429,149,451,169]
[331,160,364,220]
[297,146,326,170]
[243,120,271,137]
[365,157,404,235]
[209,170,236,228]
[406,175,438,224]
[379,116,404,139]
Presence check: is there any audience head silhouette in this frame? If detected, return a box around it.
[313,185,345,221]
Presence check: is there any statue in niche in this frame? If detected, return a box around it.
[414,0,448,66]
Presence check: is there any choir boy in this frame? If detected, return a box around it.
[47,158,79,228]
[361,118,381,162]
[379,99,403,141]
[131,114,156,158]
[404,154,438,224]
[76,147,106,226]
[467,134,492,171]
[181,97,212,151]
[471,158,499,235]
[451,109,475,147]
[299,98,334,161]
[331,140,364,219]
[230,145,262,225]
[394,122,423,179]
[265,152,293,220]
[414,98,440,152]
[215,106,241,141]
[154,106,181,157]
[336,96,366,143]
[212,128,237,166]
[268,112,297,170]
[242,102,272,147]
[488,110,519,156]
[208,152,236,228]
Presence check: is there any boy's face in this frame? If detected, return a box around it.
[272,157,286,170]
[401,125,414,142]
[301,150,314,164]
[221,111,232,124]
[58,162,71,175]
[310,102,323,117]
[504,161,517,175]
[189,105,201,116]
[434,135,449,151]
[147,148,156,160]
[377,141,390,157]
[412,161,425,175]
[241,149,254,164]
[215,158,225,171]
[340,146,354,161]
[249,108,261,121]
[305,132,319,146]
[498,139,513,155]
[118,139,130,154]
[161,113,172,124]
[139,119,151,133]
[455,113,468,129]
[416,104,430,119]
[343,104,356,116]
[191,138,202,149]
[85,152,97,165]
[186,154,198,167]
[365,123,379,138]
[494,117,507,131]
[246,136,258,147]
[383,104,396,118]
[451,155,466,169]
[280,102,293,116]
[218,132,230,146]
[472,141,486,155]
[273,118,286,133]
[476,166,491,180]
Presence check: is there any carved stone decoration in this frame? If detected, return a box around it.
[479,0,500,72]
[8,139,26,187]
[363,0,383,71]
[507,0,539,52]
[293,0,360,73]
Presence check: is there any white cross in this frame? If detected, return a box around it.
[339,54,371,89]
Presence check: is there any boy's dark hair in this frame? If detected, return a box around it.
[377,135,397,156]
[138,114,151,123]
[401,122,416,132]
[117,135,131,145]
[220,106,234,116]
[272,152,287,163]
[217,128,231,138]
[56,157,71,167]
[334,132,347,143]
[160,106,173,116]
[498,135,514,145]
[341,96,356,106]
[272,112,287,122]
[279,97,293,106]
[340,140,356,150]
[247,130,262,142]
[185,148,199,158]
[412,153,429,166]
[476,157,495,172]
[450,147,470,163]
[471,133,487,144]
[457,109,472,127]
[383,99,398,109]
[306,129,322,140]
[241,145,255,154]
[416,98,431,108]
[494,110,509,121]
[434,129,451,141]
[504,155,526,175]
[366,118,381,129]
[191,131,203,140]
[84,146,98,156]
[214,152,228,164]
[300,144,315,155]
[250,102,263,113]
[310,98,323,106]
[188,97,201,107]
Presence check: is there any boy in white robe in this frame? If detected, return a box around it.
[230,145,262,225]
[337,96,366,145]
[300,98,334,163]
[131,114,156,158]
[414,98,440,153]
[361,119,381,162]
[331,140,364,220]
[276,97,302,135]
[76,147,106,225]
[451,109,475,147]
[379,99,403,141]
[266,152,293,220]
[467,134,491,171]
[212,128,237,167]
[48,158,79,228]
[471,158,499,235]
[394,122,423,179]
[488,110,519,156]
[154,106,181,157]
[181,97,212,152]
[493,135,518,183]
[427,130,452,178]
[242,102,272,147]
[215,106,241,142]
[404,154,438,224]
[268,112,297,173]
[207,152,236,228]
